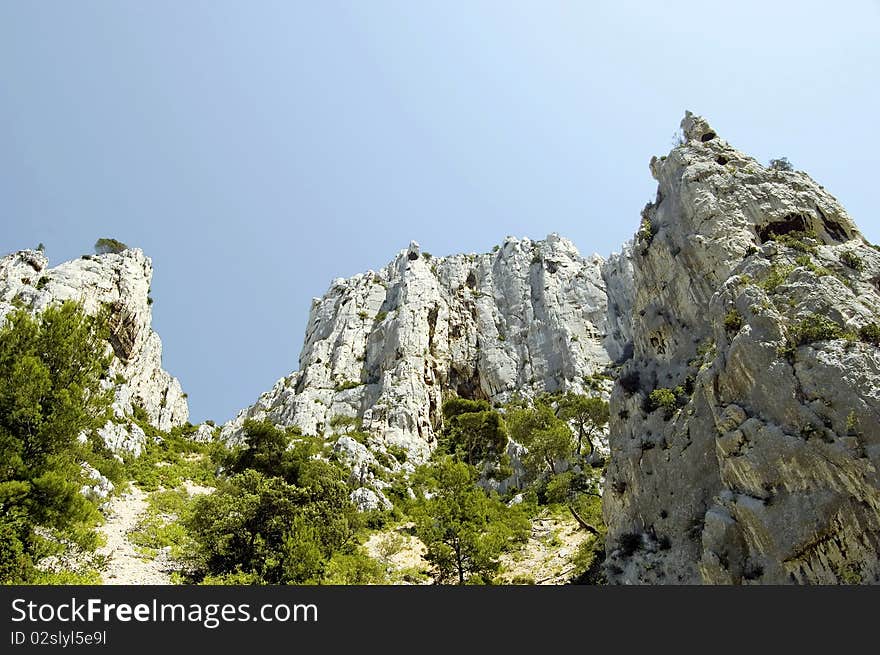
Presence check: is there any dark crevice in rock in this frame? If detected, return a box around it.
[757,213,810,243]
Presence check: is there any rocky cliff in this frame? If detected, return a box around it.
[223,235,631,460]
[0,247,189,454]
[603,112,880,584]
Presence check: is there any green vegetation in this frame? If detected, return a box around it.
[768,157,793,171]
[723,308,743,334]
[637,216,656,248]
[329,414,363,435]
[410,456,529,585]
[128,488,193,559]
[858,323,880,346]
[0,302,113,583]
[840,250,865,272]
[767,229,818,254]
[794,254,834,278]
[334,379,363,392]
[846,411,860,436]
[779,313,856,359]
[507,400,573,476]
[124,423,215,493]
[94,238,129,255]
[183,420,362,584]
[648,387,676,412]
[375,311,388,322]
[787,314,845,347]
[439,398,508,474]
[0,297,611,586]
[761,264,795,292]
[647,387,685,419]
[556,393,609,457]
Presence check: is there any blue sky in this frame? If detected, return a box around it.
[2,1,879,423]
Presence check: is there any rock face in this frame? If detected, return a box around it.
[603,112,880,584]
[224,235,628,459]
[0,248,189,453]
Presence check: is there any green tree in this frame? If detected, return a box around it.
[557,393,609,457]
[410,456,529,585]
[222,419,317,481]
[186,421,360,584]
[506,400,573,475]
[440,398,508,468]
[0,302,113,583]
[94,238,129,255]
[329,414,362,435]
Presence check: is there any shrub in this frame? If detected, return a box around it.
[769,157,793,171]
[375,311,388,322]
[94,237,129,255]
[637,216,657,247]
[794,255,834,278]
[789,314,844,345]
[617,532,643,557]
[185,422,359,585]
[782,314,846,358]
[858,323,880,346]
[723,309,743,334]
[334,380,362,392]
[0,302,113,582]
[557,393,609,457]
[840,250,865,272]
[648,388,678,418]
[846,411,860,436]
[761,265,794,292]
[768,230,817,254]
[410,457,529,585]
[619,370,641,394]
[440,398,507,469]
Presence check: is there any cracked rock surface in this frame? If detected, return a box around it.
[0,248,189,453]
[223,235,631,461]
[603,112,880,584]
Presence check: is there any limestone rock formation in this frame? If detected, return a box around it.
[224,235,628,462]
[603,112,880,584]
[0,247,189,454]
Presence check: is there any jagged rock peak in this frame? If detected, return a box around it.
[223,234,633,460]
[0,247,189,453]
[604,112,880,584]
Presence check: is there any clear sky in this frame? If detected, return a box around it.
[2,1,879,423]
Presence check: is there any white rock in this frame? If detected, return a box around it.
[80,463,114,501]
[603,111,880,585]
[192,423,217,443]
[223,234,623,463]
[0,247,189,446]
[350,487,392,512]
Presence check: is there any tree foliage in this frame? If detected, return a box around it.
[506,400,573,475]
[0,302,113,583]
[185,420,360,584]
[94,238,129,255]
[439,398,508,472]
[410,456,528,584]
[556,393,609,457]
